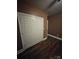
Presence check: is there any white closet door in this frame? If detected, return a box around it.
[18,12,44,49]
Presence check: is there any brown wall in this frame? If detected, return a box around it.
[17,0,48,38]
[48,14,62,38]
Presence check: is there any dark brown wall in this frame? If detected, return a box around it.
[48,14,62,38]
[17,0,48,38]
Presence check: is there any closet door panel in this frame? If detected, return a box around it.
[18,12,44,49]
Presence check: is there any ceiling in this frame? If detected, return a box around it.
[31,0,62,16]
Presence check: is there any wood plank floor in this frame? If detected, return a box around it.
[17,36,62,59]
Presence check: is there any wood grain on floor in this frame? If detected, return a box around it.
[17,36,62,59]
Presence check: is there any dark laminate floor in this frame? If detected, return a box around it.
[17,36,62,59]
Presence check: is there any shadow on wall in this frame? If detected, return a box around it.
[48,13,62,38]
[17,19,23,51]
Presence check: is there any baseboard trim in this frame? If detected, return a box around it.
[48,34,62,40]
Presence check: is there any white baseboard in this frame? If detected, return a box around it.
[48,34,62,40]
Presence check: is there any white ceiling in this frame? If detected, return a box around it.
[32,0,62,16]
